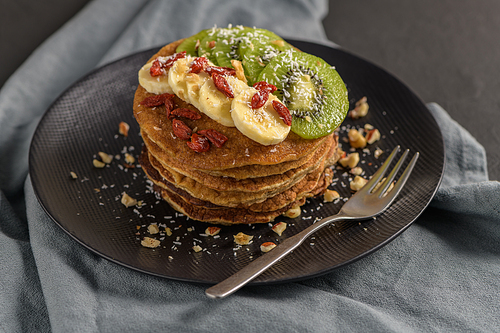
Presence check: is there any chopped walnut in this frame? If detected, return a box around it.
[374,147,384,159]
[366,128,381,144]
[121,192,137,207]
[147,224,160,235]
[233,232,253,245]
[205,226,221,236]
[339,152,360,168]
[283,205,301,219]
[93,159,106,168]
[272,222,287,236]
[231,59,247,84]
[323,189,340,202]
[165,227,172,236]
[348,129,367,149]
[350,166,363,176]
[350,176,368,191]
[260,242,277,253]
[349,96,369,119]
[141,237,160,248]
[192,245,203,253]
[98,152,113,164]
[124,153,135,164]
[119,121,130,137]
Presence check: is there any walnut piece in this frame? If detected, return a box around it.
[339,152,360,168]
[147,224,160,235]
[141,237,160,248]
[323,189,340,202]
[119,121,130,137]
[272,222,287,236]
[121,192,137,207]
[233,232,253,245]
[260,242,277,253]
[205,226,221,236]
[283,205,301,219]
[350,176,368,191]
[348,129,367,149]
[98,152,113,164]
[349,96,369,119]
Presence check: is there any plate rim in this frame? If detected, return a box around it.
[28,39,446,285]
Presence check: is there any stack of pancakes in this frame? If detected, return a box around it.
[133,40,341,225]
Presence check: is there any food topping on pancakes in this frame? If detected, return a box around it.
[132,26,350,225]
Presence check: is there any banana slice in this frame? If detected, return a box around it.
[184,71,210,111]
[231,88,291,145]
[138,61,174,95]
[167,57,192,102]
[198,75,248,127]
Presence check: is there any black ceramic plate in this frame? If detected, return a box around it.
[29,40,444,285]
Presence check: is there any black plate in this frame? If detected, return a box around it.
[29,40,444,285]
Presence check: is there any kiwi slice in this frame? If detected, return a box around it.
[212,26,253,68]
[257,50,349,139]
[176,29,211,56]
[242,39,293,85]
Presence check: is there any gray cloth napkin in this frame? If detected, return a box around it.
[1,0,499,332]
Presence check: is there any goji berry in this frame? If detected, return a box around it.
[164,51,186,69]
[253,81,277,93]
[187,133,210,153]
[140,93,174,107]
[170,108,201,120]
[205,66,236,76]
[172,119,192,140]
[197,129,228,148]
[272,100,292,126]
[165,98,174,118]
[251,90,269,109]
[211,73,234,98]
[190,57,209,74]
[149,59,164,77]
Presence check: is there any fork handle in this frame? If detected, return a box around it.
[205,213,348,299]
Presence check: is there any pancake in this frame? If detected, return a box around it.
[133,37,343,224]
[142,130,337,193]
[141,145,338,211]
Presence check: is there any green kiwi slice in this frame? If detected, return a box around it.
[212,26,253,68]
[242,39,293,85]
[257,50,349,139]
[175,29,212,56]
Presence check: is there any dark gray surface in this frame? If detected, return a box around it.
[1,0,498,180]
[323,0,500,181]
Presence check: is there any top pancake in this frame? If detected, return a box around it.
[133,39,328,172]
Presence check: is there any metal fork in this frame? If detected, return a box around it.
[206,146,419,299]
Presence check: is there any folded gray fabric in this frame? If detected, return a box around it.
[1,1,499,332]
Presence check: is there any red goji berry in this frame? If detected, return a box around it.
[190,57,209,74]
[197,129,228,148]
[211,73,234,98]
[272,100,292,126]
[253,81,277,93]
[170,108,201,120]
[205,66,236,76]
[172,119,192,140]
[187,133,210,153]
[140,93,174,107]
[251,90,269,109]
[149,59,164,77]
[165,98,174,118]
[164,51,186,69]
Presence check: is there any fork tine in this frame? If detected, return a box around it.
[363,145,400,193]
[380,152,419,204]
[375,149,409,197]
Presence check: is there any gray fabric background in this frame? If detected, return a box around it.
[1,0,499,332]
